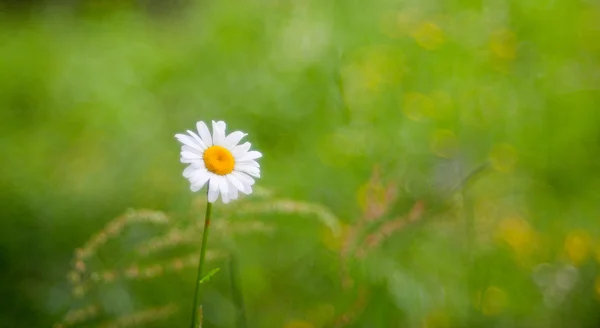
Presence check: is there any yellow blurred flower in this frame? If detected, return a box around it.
[411,21,445,50]
[403,92,436,121]
[490,29,517,60]
[356,179,388,212]
[489,143,518,173]
[595,276,600,297]
[340,46,404,112]
[430,129,458,158]
[564,230,592,266]
[343,46,403,92]
[284,320,314,328]
[497,216,534,250]
[379,9,421,38]
[422,310,450,328]
[496,216,538,266]
[307,304,335,326]
[594,242,600,264]
[477,286,508,316]
[321,224,349,251]
[489,29,517,73]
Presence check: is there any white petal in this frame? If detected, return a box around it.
[196,121,213,146]
[189,169,210,184]
[232,142,251,158]
[232,172,253,195]
[247,171,260,178]
[221,191,231,204]
[217,175,229,195]
[181,145,201,155]
[212,121,227,146]
[208,177,219,203]
[236,164,260,178]
[228,181,239,200]
[181,151,202,160]
[191,159,207,170]
[181,157,202,164]
[187,130,207,150]
[226,174,244,192]
[190,171,211,192]
[236,159,260,168]
[175,134,204,152]
[239,151,262,161]
[224,131,247,149]
[240,183,253,195]
[183,165,196,178]
[232,171,255,186]
[183,162,207,172]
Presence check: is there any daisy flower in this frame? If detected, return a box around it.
[176,120,262,203]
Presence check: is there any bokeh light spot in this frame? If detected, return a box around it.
[411,21,445,50]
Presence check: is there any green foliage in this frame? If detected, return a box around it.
[1,0,600,327]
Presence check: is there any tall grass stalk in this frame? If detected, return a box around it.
[229,253,248,328]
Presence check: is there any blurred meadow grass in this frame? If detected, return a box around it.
[1,0,600,327]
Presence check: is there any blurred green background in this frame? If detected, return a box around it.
[2,0,600,327]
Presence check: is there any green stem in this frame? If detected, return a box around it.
[190,196,213,328]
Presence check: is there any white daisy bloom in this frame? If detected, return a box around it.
[176,120,262,204]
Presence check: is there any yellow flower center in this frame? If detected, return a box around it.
[203,146,235,175]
